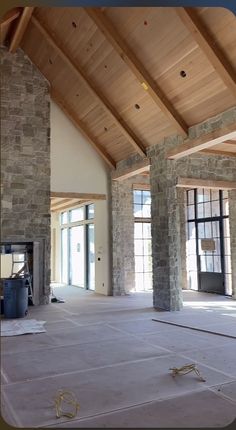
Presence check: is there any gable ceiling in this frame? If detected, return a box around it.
[1,6,236,168]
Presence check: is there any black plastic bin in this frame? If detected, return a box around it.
[3,277,28,318]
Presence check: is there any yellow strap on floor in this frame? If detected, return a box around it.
[54,390,80,419]
[169,364,206,382]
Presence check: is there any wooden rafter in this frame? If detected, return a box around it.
[176,8,236,99]
[9,7,34,53]
[0,7,21,26]
[31,16,146,157]
[51,198,73,209]
[167,122,236,159]
[85,7,188,136]
[51,89,116,169]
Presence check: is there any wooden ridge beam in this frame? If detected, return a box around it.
[51,89,116,169]
[51,191,106,200]
[112,158,150,181]
[177,177,236,190]
[85,7,188,136]
[176,8,236,99]
[31,16,146,157]
[9,7,34,53]
[167,122,236,159]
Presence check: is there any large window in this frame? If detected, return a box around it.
[133,189,152,291]
[60,204,95,289]
[186,188,232,295]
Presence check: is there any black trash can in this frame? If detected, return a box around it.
[3,277,28,318]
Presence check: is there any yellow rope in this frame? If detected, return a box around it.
[169,364,206,382]
[54,390,80,419]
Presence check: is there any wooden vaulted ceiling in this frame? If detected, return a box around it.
[1,6,236,168]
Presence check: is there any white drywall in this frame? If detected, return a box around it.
[50,101,111,295]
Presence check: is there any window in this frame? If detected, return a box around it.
[70,207,84,223]
[133,190,151,218]
[86,204,94,220]
[61,211,68,225]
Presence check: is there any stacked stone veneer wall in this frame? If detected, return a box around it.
[1,47,51,304]
[111,154,150,295]
[111,107,236,308]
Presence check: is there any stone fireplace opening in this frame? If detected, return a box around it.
[0,241,46,306]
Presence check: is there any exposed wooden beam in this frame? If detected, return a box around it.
[112,158,150,181]
[51,89,116,169]
[51,198,73,209]
[85,7,188,136]
[224,140,236,145]
[51,191,106,200]
[0,7,21,26]
[167,122,236,160]
[201,149,236,157]
[31,16,146,157]
[133,183,150,190]
[9,7,34,53]
[177,177,236,190]
[51,200,89,212]
[176,8,236,98]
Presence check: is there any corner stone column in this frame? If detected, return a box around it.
[149,140,183,311]
[229,190,236,299]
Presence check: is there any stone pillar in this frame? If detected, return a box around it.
[149,139,183,311]
[229,190,236,299]
[0,47,51,304]
[111,179,135,295]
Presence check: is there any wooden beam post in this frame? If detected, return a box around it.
[176,8,236,99]
[9,7,34,53]
[31,16,147,157]
[176,177,236,190]
[85,7,188,136]
[112,158,150,181]
[51,89,116,169]
[167,122,236,160]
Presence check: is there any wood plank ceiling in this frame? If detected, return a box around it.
[1,6,236,168]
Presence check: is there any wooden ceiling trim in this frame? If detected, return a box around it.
[9,7,34,53]
[167,122,236,160]
[51,191,106,200]
[31,16,146,157]
[176,8,236,99]
[85,7,188,137]
[51,89,116,169]
[200,149,236,157]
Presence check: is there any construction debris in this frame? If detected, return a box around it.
[169,364,206,382]
[54,390,80,419]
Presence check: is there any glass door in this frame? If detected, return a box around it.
[69,225,85,287]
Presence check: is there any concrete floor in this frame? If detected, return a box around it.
[1,287,236,428]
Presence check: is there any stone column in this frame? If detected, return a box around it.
[111,179,135,295]
[229,190,236,299]
[149,140,183,311]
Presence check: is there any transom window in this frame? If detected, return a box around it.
[133,190,151,218]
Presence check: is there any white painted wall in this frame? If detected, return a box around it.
[50,101,111,295]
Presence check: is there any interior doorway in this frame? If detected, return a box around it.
[186,188,232,296]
